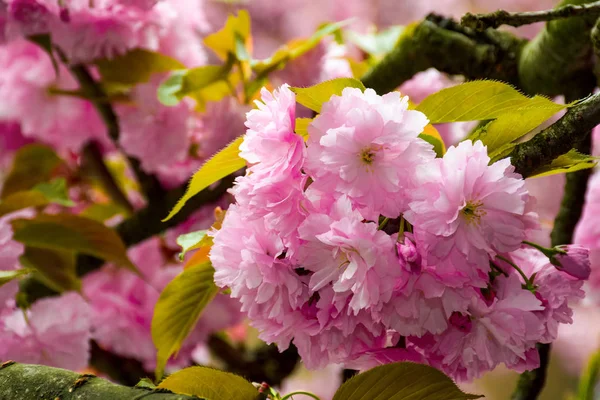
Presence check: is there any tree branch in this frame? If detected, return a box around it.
[509,92,600,178]
[361,14,525,94]
[0,362,198,400]
[462,1,600,31]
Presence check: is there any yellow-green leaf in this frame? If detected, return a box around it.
[419,124,446,157]
[96,49,184,86]
[333,362,482,400]
[158,366,257,399]
[0,191,51,218]
[11,213,136,273]
[203,10,251,61]
[2,144,63,199]
[19,247,80,292]
[152,261,219,379]
[0,269,31,288]
[176,230,209,260]
[528,149,598,178]
[291,78,366,113]
[79,203,127,222]
[157,61,234,106]
[163,136,245,221]
[32,178,74,207]
[415,81,566,153]
[295,117,312,140]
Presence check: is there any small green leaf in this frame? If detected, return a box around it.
[295,117,312,140]
[176,230,209,260]
[11,213,136,273]
[576,350,600,400]
[291,78,366,113]
[32,178,74,207]
[152,262,219,379]
[2,144,63,199]
[528,149,598,178]
[415,81,567,153]
[19,247,80,292]
[163,136,245,221]
[96,49,184,86]
[203,10,251,61]
[419,124,446,157]
[0,269,31,288]
[333,362,482,400]
[157,61,234,106]
[158,366,257,399]
[135,378,157,390]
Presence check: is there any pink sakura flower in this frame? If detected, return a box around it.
[382,270,474,337]
[305,87,434,219]
[508,248,586,343]
[209,204,310,349]
[239,84,304,173]
[427,273,543,381]
[0,209,34,305]
[296,196,400,314]
[84,237,243,370]
[0,40,107,153]
[406,140,538,284]
[0,292,91,370]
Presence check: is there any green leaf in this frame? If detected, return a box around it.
[32,178,74,207]
[291,78,366,113]
[0,191,51,218]
[576,350,600,400]
[528,149,598,178]
[203,10,251,61]
[79,203,127,222]
[157,366,257,399]
[419,124,446,157]
[0,269,31,288]
[415,81,567,153]
[157,61,234,106]
[176,230,209,260]
[163,136,245,221]
[11,213,136,273]
[295,117,312,140]
[2,144,63,199]
[152,261,219,379]
[19,247,80,292]
[346,26,405,58]
[333,362,482,400]
[96,49,184,86]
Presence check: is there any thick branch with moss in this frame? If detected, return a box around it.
[361,14,525,94]
[0,362,198,400]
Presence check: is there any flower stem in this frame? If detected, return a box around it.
[496,255,533,289]
[378,217,390,230]
[280,391,321,400]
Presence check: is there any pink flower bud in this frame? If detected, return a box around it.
[396,234,422,274]
[554,245,591,280]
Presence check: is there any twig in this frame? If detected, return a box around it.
[81,142,134,214]
[462,1,600,31]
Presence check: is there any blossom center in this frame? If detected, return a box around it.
[360,148,376,165]
[461,200,485,224]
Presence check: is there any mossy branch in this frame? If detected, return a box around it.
[0,362,199,400]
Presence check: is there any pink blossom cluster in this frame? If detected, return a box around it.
[210,84,589,380]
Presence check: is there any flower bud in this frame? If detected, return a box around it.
[553,245,591,280]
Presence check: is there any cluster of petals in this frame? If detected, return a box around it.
[210,84,588,380]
